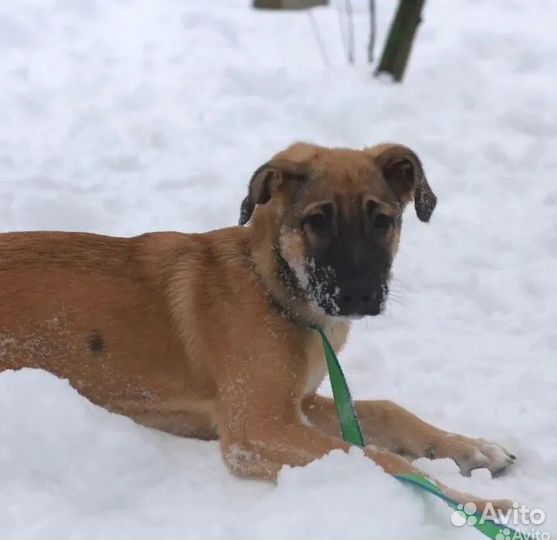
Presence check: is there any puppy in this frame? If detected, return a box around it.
[0,142,514,510]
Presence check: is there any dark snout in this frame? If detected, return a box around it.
[335,278,387,317]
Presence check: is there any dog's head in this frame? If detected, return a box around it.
[240,143,436,319]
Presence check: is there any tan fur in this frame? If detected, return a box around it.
[0,143,514,512]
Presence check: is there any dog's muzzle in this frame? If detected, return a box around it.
[334,279,387,317]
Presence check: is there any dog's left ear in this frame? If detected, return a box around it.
[367,144,437,222]
[239,160,307,225]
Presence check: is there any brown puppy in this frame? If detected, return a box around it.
[0,142,514,510]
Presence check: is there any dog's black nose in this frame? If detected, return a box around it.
[336,282,384,316]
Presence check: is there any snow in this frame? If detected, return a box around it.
[0,0,555,539]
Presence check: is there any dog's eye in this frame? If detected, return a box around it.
[305,213,329,232]
[373,214,394,230]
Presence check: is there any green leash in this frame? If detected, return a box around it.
[313,325,523,540]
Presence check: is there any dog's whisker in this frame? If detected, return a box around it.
[386,297,407,307]
[390,276,415,293]
[386,288,408,300]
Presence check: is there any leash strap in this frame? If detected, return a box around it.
[312,325,523,540]
[315,325,365,446]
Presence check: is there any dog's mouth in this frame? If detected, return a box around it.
[303,261,390,318]
[276,248,389,318]
[323,282,388,318]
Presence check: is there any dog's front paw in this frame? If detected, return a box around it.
[449,436,516,477]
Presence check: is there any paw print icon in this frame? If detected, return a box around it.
[495,528,513,540]
[450,502,479,527]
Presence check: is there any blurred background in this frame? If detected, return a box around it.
[1,0,554,236]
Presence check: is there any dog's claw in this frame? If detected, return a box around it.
[455,439,516,478]
[492,462,514,478]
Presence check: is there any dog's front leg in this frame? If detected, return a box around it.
[216,389,510,514]
[220,410,511,513]
[215,367,423,482]
[219,414,425,479]
[302,395,515,478]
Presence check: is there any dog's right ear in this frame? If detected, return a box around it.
[239,160,308,225]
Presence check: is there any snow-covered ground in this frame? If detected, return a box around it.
[1,0,556,538]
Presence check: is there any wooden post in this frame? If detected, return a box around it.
[253,0,328,9]
[253,0,282,8]
[375,0,425,82]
